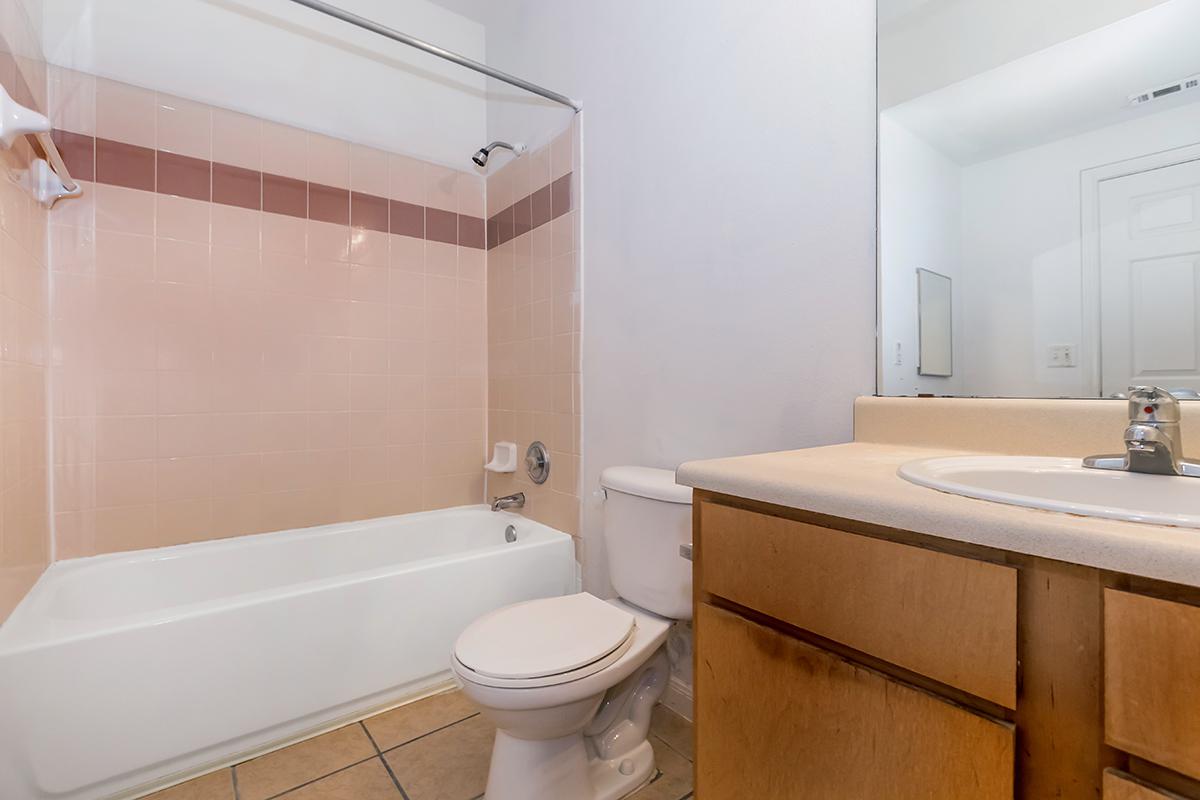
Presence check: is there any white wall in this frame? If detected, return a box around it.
[958,100,1200,397]
[477,1,878,596]
[39,0,487,168]
[879,114,963,396]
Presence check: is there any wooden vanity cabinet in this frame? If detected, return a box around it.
[1104,770,1190,800]
[693,492,1200,800]
[696,602,1014,799]
[700,500,1018,707]
[1105,590,1200,782]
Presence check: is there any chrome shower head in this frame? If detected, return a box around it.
[472,141,526,168]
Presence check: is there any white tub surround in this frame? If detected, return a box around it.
[677,397,1200,589]
[0,507,576,800]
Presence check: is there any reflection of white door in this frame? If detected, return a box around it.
[1100,158,1200,397]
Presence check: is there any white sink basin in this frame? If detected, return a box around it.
[899,456,1200,529]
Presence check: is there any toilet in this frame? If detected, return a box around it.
[451,466,693,800]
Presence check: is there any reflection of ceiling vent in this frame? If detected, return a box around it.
[1129,75,1200,106]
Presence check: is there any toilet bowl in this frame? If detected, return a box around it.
[452,466,692,800]
[452,594,672,800]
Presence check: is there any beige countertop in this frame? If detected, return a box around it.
[677,440,1200,588]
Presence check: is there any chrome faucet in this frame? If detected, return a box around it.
[491,492,526,512]
[1083,386,1200,477]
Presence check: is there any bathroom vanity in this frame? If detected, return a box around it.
[679,397,1200,800]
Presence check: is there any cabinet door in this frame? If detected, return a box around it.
[695,603,1014,800]
[700,501,1018,707]
[1103,770,1188,800]
[1105,589,1200,780]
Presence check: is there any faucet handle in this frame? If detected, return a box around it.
[1128,386,1180,423]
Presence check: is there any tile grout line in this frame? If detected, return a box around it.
[378,711,481,756]
[652,733,694,765]
[360,721,412,800]
[231,765,241,800]
[256,751,382,800]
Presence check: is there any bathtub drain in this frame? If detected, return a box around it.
[505,524,517,543]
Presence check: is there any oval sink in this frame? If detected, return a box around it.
[899,456,1200,529]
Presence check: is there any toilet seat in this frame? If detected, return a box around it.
[453,593,637,689]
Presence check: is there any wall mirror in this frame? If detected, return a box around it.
[917,269,953,377]
[878,0,1200,398]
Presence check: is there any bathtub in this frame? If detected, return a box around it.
[0,506,576,800]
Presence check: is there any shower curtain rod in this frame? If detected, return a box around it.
[284,0,583,112]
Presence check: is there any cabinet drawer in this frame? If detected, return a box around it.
[699,501,1018,707]
[1103,770,1187,800]
[695,603,1014,800]
[1106,589,1200,780]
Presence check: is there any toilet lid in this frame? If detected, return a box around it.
[454,593,636,680]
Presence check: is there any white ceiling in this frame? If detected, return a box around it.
[879,0,1172,108]
[885,0,1200,165]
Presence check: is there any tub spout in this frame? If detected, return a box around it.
[491,492,525,512]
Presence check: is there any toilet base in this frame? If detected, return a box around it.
[484,730,656,800]
[588,738,656,800]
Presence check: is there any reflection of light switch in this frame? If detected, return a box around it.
[894,342,903,366]
[1047,344,1076,368]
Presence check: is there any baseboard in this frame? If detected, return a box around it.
[660,675,693,722]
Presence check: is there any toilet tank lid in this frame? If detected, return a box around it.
[600,466,693,504]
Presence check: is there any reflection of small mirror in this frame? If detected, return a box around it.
[917,269,953,377]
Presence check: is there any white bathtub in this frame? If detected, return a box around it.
[0,506,577,800]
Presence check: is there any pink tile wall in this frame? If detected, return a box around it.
[49,70,487,557]
[0,16,50,622]
[485,122,582,541]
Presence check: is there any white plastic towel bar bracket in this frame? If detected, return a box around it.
[27,157,82,208]
[0,82,49,149]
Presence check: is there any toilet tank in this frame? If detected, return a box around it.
[600,466,693,620]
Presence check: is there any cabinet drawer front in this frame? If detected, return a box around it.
[1103,770,1187,800]
[699,501,1018,707]
[1105,589,1200,780]
[695,603,1014,800]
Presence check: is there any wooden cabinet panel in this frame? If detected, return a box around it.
[695,602,1015,800]
[1106,589,1200,780]
[1103,770,1188,800]
[1016,560,1110,800]
[699,501,1018,707]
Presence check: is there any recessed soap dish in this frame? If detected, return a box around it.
[485,442,519,473]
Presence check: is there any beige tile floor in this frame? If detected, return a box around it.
[146,690,694,800]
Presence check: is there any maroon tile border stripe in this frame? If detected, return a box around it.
[487,173,572,250]
[52,129,489,250]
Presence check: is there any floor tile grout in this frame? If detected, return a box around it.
[377,755,413,800]
[222,703,480,800]
[651,733,694,765]
[258,752,382,800]
[378,711,481,756]
[160,695,693,800]
[361,721,411,800]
